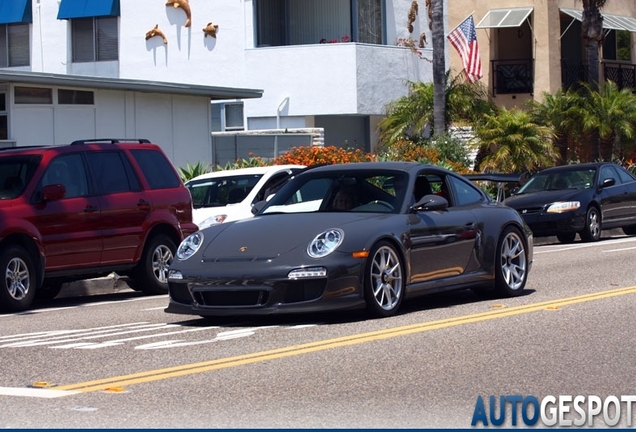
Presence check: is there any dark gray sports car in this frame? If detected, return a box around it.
[166,162,534,318]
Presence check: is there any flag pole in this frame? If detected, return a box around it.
[445,11,476,38]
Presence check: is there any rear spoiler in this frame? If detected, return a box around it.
[465,173,524,202]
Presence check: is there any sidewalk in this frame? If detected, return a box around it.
[57,273,135,299]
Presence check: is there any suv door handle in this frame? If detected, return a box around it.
[84,205,98,213]
[137,199,151,210]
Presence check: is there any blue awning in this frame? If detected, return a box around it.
[57,0,120,20]
[0,0,32,25]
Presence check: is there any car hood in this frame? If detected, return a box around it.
[504,189,584,209]
[199,212,392,260]
[192,204,252,225]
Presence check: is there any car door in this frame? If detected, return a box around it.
[408,172,478,284]
[86,151,148,265]
[597,165,629,224]
[30,153,102,270]
[614,165,636,223]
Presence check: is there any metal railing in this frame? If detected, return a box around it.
[491,59,533,95]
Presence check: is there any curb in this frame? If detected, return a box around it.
[57,273,135,299]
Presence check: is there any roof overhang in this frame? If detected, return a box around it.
[0,70,263,101]
[57,0,120,20]
[560,8,636,32]
[0,0,32,25]
[475,7,533,29]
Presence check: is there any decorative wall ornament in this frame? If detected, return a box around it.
[407,1,418,33]
[145,24,168,44]
[166,0,191,28]
[419,32,427,47]
[203,22,219,38]
[425,0,433,30]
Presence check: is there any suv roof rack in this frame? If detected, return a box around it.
[71,138,151,145]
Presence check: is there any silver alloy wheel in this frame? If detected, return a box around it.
[5,256,30,301]
[500,230,527,291]
[587,208,600,239]
[369,245,403,310]
[151,245,173,284]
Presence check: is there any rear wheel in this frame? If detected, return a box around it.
[364,241,404,318]
[494,227,528,297]
[622,224,636,236]
[133,234,176,295]
[579,206,601,242]
[556,232,576,244]
[0,245,36,312]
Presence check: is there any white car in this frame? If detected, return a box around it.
[186,165,306,229]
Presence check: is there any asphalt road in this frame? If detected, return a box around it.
[1,231,635,428]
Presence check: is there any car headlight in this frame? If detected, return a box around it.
[546,201,581,213]
[198,214,227,229]
[307,228,344,258]
[176,232,204,260]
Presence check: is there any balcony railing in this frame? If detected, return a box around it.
[562,61,636,91]
[491,59,533,96]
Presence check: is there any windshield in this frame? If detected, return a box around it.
[516,168,596,194]
[186,174,263,208]
[260,171,408,215]
[0,155,40,199]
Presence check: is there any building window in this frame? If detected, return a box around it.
[58,89,95,104]
[14,86,52,104]
[72,17,118,62]
[255,0,383,47]
[0,24,30,67]
[212,102,244,131]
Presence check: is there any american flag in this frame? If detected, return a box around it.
[447,15,482,83]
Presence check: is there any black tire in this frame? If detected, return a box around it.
[35,283,63,302]
[556,232,576,244]
[579,206,601,242]
[0,245,37,312]
[622,224,636,236]
[494,227,528,297]
[364,241,404,318]
[133,234,176,295]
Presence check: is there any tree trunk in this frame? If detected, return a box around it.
[432,0,446,136]
[581,0,605,161]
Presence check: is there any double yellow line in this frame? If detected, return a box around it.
[56,285,636,393]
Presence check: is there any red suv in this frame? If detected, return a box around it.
[0,139,198,312]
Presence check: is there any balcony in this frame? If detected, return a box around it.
[562,61,636,91]
[491,59,533,96]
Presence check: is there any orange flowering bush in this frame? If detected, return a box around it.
[272,145,376,166]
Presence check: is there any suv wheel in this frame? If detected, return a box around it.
[134,234,176,295]
[0,246,36,312]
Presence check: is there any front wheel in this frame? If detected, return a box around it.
[0,245,37,312]
[133,234,176,295]
[579,206,601,242]
[494,227,528,297]
[556,232,576,244]
[364,241,404,318]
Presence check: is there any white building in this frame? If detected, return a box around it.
[0,0,436,166]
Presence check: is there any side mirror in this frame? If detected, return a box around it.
[251,200,267,215]
[42,184,66,201]
[410,194,448,212]
[601,178,616,188]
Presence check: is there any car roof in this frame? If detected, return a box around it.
[302,161,441,174]
[0,140,160,156]
[537,162,608,173]
[188,164,305,181]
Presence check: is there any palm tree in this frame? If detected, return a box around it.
[431,0,446,136]
[527,89,583,164]
[476,107,558,173]
[378,73,494,146]
[578,80,636,161]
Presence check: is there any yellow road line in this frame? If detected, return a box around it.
[55,285,636,393]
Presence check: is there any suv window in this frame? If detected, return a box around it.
[130,149,181,189]
[86,151,140,194]
[0,155,39,199]
[40,154,89,198]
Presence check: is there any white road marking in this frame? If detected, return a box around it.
[0,387,80,398]
[535,236,636,254]
[602,246,636,253]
